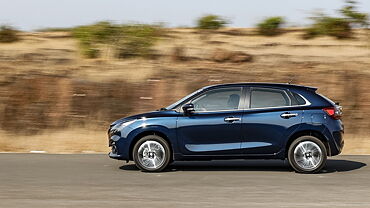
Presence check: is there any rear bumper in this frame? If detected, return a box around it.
[323,127,344,156]
[331,130,344,155]
[322,118,344,156]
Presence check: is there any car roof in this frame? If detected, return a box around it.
[203,82,317,91]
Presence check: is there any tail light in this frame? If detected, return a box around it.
[323,105,342,120]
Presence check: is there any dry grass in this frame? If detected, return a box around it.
[0,130,368,154]
[0,28,370,154]
[342,134,370,155]
[0,129,109,153]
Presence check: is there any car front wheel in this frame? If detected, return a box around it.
[133,135,171,172]
[288,136,327,173]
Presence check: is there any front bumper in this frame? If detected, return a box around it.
[108,139,125,160]
[108,152,125,160]
[107,133,131,160]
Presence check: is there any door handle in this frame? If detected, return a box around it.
[224,117,241,122]
[280,112,298,119]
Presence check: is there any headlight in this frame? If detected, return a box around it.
[110,135,121,142]
[115,119,136,132]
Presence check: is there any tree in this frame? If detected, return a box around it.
[340,0,369,27]
[257,17,285,36]
[0,25,19,43]
[197,15,228,30]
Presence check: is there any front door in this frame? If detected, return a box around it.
[177,87,245,155]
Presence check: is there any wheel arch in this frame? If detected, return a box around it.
[285,130,331,158]
[129,130,173,161]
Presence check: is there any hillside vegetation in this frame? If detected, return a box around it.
[0,28,370,154]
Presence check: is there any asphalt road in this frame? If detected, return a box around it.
[0,154,369,208]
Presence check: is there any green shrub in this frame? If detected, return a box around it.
[257,17,284,36]
[197,15,228,30]
[72,25,98,58]
[302,27,321,40]
[303,1,368,39]
[0,25,19,43]
[80,42,100,58]
[116,24,160,58]
[72,21,120,58]
[324,18,352,39]
[303,16,352,39]
[340,0,369,27]
[72,22,160,59]
[72,21,120,43]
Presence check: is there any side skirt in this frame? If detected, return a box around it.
[173,150,285,161]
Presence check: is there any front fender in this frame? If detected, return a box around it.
[115,117,177,160]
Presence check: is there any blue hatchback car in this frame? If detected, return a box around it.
[108,83,344,173]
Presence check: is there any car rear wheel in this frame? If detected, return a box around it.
[133,135,171,172]
[288,136,327,173]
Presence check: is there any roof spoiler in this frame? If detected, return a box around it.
[305,86,318,91]
[287,84,317,91]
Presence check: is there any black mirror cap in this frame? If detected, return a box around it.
[182,103,194,115]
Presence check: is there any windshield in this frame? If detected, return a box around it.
[165,88,203,110]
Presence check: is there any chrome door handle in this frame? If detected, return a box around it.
[280,113,298,119]
[224,117,241,122]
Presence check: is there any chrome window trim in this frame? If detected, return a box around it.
[295,93,311,106]
[246,103,311,111]
[189,108,246,113]
[187,102,312,113]
[179,88,311,113]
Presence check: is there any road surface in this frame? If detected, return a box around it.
[0,154,369,207]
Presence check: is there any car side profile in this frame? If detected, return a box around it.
[108,83,344,173]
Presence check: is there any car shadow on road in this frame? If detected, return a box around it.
[323,159,366,173]
[120,159,366,173]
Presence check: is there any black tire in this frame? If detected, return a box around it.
[288,136,327,174]
[133,135,171,172]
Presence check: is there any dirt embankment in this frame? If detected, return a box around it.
[0,28,370,154]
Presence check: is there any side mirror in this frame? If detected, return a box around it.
[182,103,194,115]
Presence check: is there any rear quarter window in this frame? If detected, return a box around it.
[250,88,290,108]
[291,92,307,105]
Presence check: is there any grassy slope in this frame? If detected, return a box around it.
[0,28,369,154]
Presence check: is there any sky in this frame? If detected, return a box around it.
[0,0,369,31]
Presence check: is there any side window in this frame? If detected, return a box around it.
[191,87,242,112]
[291,92,307,105]
[250,88,290,108]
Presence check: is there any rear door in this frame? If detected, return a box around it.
[241,87,303,155]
